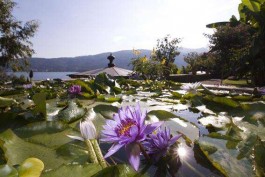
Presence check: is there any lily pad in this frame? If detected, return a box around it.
[0,129,69,170]
[41,163,102,177]
[56,141,88,164]
[93,104,118,119]
[233,117,265,141]
[171,92,182,99]
[26,129,78,149]
[32,93,46,118]
[198,113,231,129]
[14,121,68,138]
[164,119,199,142]
[92,164,138,177]
[147,110,180,121]
[197,136,254,177]
[46,103,62,121]
[253,139,265,176]
[18,158,44,177]
[57,100,86,123]
[0,164,18,177]
[232,95,253,101]
[0,113,29,133]
[0,97,17,108]
[203,95,240,108]
[237,134,258,160]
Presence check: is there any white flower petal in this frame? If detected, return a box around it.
[67,135,84,141]
[80,119,97,139]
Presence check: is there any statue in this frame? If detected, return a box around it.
[29,70,33,82]
[107,53,115,67]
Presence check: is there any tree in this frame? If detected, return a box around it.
[184,52,200,75]
[238,0,265,86]
[206,0,265,86]
[154,35,181,77]
[0,0,39,71]
[206,22,254,80]
[131,50,165,80]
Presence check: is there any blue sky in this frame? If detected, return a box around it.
[13,0,241,58]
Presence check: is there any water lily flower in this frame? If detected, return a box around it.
[143,127,182,162]
[68,85,81,95]
[23,84,33,89]
[67,120,107,167]
[258,87,265,95]
[67,119,97,141]
[101,103,163,171]
[180,82,201,94]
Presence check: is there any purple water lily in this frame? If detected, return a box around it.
[258,87,265,95]
[68,85,81,95]
[143,127,182,162]
[100,103,163,171]
[23,84,33,89]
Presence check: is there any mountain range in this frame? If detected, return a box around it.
[29,48,208,72]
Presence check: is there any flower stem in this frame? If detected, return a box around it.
[138,142,150,161]
[91,139,108,168]
[85,139,99,164]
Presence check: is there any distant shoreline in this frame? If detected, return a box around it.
[7,71,76,80]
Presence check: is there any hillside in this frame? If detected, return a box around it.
[29,48,207,72]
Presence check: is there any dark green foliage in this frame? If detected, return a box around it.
[206,0,265,86]
[155,35,181,77]
[206,22,254,79]
[0,0,39,71]
[131,35,180,80]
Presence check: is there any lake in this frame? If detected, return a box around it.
[7,72,76,80]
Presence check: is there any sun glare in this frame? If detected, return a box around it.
[177,146,187,158]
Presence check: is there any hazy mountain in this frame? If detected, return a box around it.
[29,48,208,72]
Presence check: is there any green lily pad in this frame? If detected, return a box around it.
[26,129,78,149]
[237,134,258,160]
[232,95,253,101]
[147,110,180,121]
[80,92,95,99]
[0,112,29,133]
[233,117,265,141]
[253,139,265,176]
[104,96,122,103]
[46,103,62,121]
[41,163,102,177]
[203,95,240,108]
[164,118,199,142]
[32,93,46,118]
[199,114,231,129]
[97,95,122,103]
[0,164,18,177]
[196,136,254,177]
[0,97,17,108]
[57,100,86,123]
[14,121,68,138]
[92,164,138,177]
[93,104,118,119]
[171,92,182,99]
[0,129,69,170]
[18,158,44,177]
[232,102,265,126]
[56,141,88,164]
[20,98,34,110]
